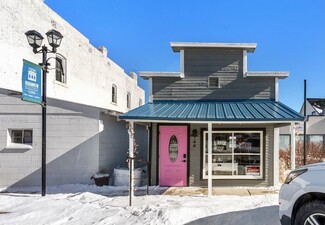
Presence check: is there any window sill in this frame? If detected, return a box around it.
[2,143,33,153]
[53,80,68,88]
[111,102,118,106]
[202,175,263,180]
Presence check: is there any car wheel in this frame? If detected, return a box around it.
[294,200,325,225]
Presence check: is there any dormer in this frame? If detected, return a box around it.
[171,42,257,78]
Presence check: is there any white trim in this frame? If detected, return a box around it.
[290,123,296,170]
[128,121,135,198]
[273,128,280,186]
[6,143,32,150]
[123,119,301,124]
[180,50,185,78]
[275,78,279,101]
[243,50,247,77]
[207,123,212,196]
[170,42,257,53]
[149,78,153,103]
[139,72,181,79]
[246,72,289,79]
[202,130,264,180]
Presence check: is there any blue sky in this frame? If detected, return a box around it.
[45,0,324,111]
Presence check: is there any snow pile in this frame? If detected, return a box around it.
[0,185,280,225]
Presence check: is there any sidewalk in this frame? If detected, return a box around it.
[163,187,279,196]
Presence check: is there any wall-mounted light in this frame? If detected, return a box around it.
[191,129,198,147]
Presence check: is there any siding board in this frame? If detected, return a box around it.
[152,49,275,100]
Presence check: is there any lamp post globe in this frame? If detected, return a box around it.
[46,29,63,52]
[25,30,44,53]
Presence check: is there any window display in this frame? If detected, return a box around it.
[203,131,263,179]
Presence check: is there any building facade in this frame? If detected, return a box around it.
[121,42,303,191]
[279,98,325,151]
[0,0,146,187]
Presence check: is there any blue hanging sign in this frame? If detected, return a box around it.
[22,59,42,104]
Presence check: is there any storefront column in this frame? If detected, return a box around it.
[128,121,135,199]
[207,122,212,196]
[290,123,296,170]
[273,128,279,186]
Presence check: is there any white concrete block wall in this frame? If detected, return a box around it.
[0,92,101,187]
[0,0,145,113]
[0,0,148,187]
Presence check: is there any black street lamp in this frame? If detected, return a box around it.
[25,29,63,196]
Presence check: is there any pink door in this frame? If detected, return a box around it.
[159,126,188,187]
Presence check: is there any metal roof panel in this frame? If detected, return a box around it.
[120,100,304,122]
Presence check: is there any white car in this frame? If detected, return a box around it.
[279,162,325,225]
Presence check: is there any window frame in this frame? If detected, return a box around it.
[112,84,117,104]
[208,76,220,88]
[6,129,33,150]
[127,92,131,109]
[55,53,67,84]
[202,130,263,180]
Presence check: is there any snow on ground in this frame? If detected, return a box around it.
[0,185,281,225]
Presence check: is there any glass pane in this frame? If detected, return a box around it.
[296,135,303,143]
[205,154,233,175]
[23,130,33,144]
[234,133,261,153]
[308,135,323,145]
[169,135,178,162]
[212,133,232,153]
[55,57,63,82]
[279,135,290,150]
[12,130,23,143]
[235,155,261,176]
[112,85,117,103]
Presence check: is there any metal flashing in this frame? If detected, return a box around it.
[170,42,257,53]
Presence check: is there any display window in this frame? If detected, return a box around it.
[203,131,263,179]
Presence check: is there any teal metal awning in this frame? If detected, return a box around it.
[120,100,304,122]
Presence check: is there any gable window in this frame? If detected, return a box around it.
[10,129,33,144]
[139,99,143,106]
[203,131,263,179]
[55,54,67,83]
[112,84,117,103]
[208,76,220,88]
[127,92,131,109]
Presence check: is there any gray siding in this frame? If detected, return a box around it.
[152,49,275,100]
[151,122,275,187]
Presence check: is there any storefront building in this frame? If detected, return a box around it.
[120,42,303,193]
